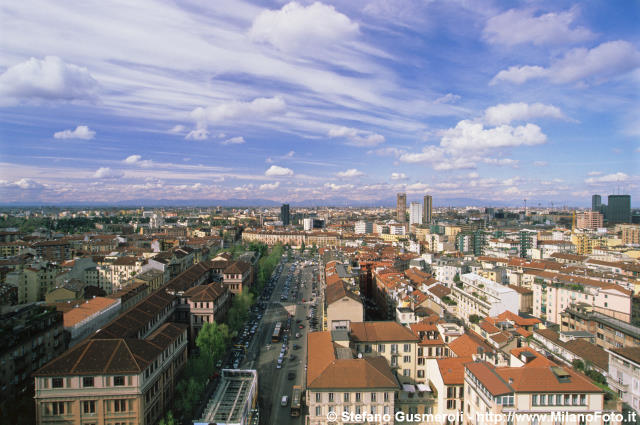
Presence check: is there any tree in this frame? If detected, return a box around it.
[196,322,230,364]
[469,314,482,324]
[572,359,585,371]
[175,376,204,417]
[159,411,176,425]
[299,241,305,253]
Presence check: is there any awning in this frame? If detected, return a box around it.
[402,384,416,392]
[416,384,431,392]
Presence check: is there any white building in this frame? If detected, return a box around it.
[409,202,423,225]
[354,220,373,234]
[607,347,640,414]
[452,273,519,323]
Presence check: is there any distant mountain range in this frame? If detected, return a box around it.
[0,197,591,209]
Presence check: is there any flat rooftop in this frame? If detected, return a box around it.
[197,369,257,425]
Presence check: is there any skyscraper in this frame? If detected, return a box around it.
[607,195,631,224]
[280,203,290,226]
[396,193,406,223]
[423,194,432,224]
[592,194,601,212]
[409,202,423,225]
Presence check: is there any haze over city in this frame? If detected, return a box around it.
[0,0,638,206]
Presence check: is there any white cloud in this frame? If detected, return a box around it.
[440,120,547,151]
[259,181,280,190]
[336,168,364,178]
[533,161,548,167]
[324,182,354,190]
[329,126,385,147]
[467,172,479,179]
[433,157,477,171]
[368,147,404,157]
[249,2,359,53]
[405,182,430,192]
[0,56,99,103]
[221,136,246,145]
[53,125,96,140]
[484,8,594,46]
[434,93,461,104]
[585,172,630,184]
[11,178,44,190]
[285,150,295,158]
[492,41,640,85]
[587,171,602,176]
[123,155,153,167]
[190,96,286,129]
[482,158,520,167]
[93,167,123,179]
[484,103,566,125]
[265,165,294,177]
[390,172,407,180]
[399,145,445,163]
[185,129,210,140]
[169,125,186,133]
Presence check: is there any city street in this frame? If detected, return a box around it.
[240,257,319,425]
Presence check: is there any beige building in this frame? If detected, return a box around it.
[577,211,604,230]
[325,282,363,330]
[34,322,188,425]
[306,331,400,425]
[465,347,620,425]
[621,225,640,246]
[349,321,420,384]
[183,282,231,344]
[223,260,252,295]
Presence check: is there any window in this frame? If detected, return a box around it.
[344,393,350,402]
[371,392,377,402]
[315,406,322,416]
[403,369,410,376]
[328,392,334,402]
[447,400,456,409]
[391,344,398,354]
[404,344,411,353]
[315,393,321,402]
[83,377,94,387]
[355,405,361,415]
[418,348,423,356]
[384,392,389,402]
[540,394,546,405]
[355,393,361,402]
[52,402,65,415]
[378,344,385,353]
[114,376,125,386]
[52,378,63,388]
[556,394,563,405]
[365,344,372,353]
[404,356,411,363]
[447,387,456,398]
[564,394,571,405]
[532,394,538,405]
[83,401,96,414]
[114,399,127,412]
[580,394,586,405]
[418,370,425,378]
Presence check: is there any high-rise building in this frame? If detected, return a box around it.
[409,202,423,225]
[576,211,604,229]
[396,193,407,223]
[354,220,373,234]
[607,195,631,224]
[592,194,602,212]
[423,194,432,224]
[280,203,290,226]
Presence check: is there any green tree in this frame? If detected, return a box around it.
[159,411,176,425]
[196,322,230,364]
[469,314,482,324]
[299,241,305,253]
[572,359,585,371]
[175,377,204,417]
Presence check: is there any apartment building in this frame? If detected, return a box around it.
[465,348,620,425]
[452,274,519,324]
[577,211,604,230]
[223,260,252,294]
[306,331,400,425]
[241,229,306,247]
[349,321,419,384]
[606,347,640,413]
[0,305,66,419]
[33,322,188,425]
[531,272,632,325]
[561,305,640,350]
[183,282,231,344]
[325,281,363,330]
[427,356,471,425]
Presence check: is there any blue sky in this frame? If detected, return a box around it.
[0,0,638,206]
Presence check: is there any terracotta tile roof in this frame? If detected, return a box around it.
[224,260,250,274]
[564,339,609,371]
[307,332,399,390]
[465,362,513,395]
[448,332,493,358]
[184,282,227,302]
[350,321,419,343]
[438,356,473,385]
[479,321,501,334]
[428,284,451,299]
[510,347,554,367]
[495,311,541,327]
[496,365,601,393]
[508,284,533,295]
[325,282,360,305]
[609,347,640,365]
[59,297,119,328]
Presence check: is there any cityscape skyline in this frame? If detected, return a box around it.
[0,0,639,205]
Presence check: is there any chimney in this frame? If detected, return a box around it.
[508,378,513,385]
